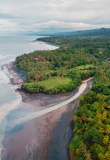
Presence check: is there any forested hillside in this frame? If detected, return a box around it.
[38,34,110,61]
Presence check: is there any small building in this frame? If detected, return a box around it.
[35,58,39,60]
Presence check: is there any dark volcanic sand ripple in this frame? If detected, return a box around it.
[2,79,93,160]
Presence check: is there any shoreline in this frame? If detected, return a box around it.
[6,61,80,109]
[5,60,93,160]
[2,77,93,160]
[6,62,27,87]
[6,61,93,109]
[34,38,61,48]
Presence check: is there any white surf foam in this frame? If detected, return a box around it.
[0,55,14,60]
[0,100,20,159]
[0,55,4,60]
[0,70,9,85]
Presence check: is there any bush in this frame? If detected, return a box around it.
[21,83,45,93]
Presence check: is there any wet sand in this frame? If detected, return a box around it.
[4,62,93,160]
[3,106,70,160]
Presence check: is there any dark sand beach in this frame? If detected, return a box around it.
[4,62,93,160]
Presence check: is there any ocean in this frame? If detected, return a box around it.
[0,36,58,160]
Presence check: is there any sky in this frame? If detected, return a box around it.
[0,0,110,35]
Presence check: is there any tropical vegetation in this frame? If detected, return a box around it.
[15,30,110,159]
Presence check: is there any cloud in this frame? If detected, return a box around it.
[32,20,95,30]
[0,0,110,34]
[0,19,18,31]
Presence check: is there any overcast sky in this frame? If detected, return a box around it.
[0,0,110,34]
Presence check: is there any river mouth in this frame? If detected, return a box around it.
[1,77,93,160]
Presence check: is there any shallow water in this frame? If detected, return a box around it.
[0,35,58,159]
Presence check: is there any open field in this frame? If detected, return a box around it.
[38,77,72,89]
[73,64,94,70]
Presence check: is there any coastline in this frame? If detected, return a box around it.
[34,38,61,48]
[6,62,27,87]
[6,61,79,109]
[6,61,93,109]
[5,59,93,160]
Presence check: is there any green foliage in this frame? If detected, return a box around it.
[70,65,110,160]
[70,91,110,160]
[15,33,110,159]
[80,91,97,106]
[37,77,72,89]
[15,45,97,94]
[38,34,110,61]
[37,33,110,159]
[22,72,82,94]
[22,83,45,93]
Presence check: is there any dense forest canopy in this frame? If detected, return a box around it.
[69,64,110,160]
[38,33,110,61]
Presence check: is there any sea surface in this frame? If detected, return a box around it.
[0,36,58,160]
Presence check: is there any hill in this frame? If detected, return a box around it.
[53,28,110,37]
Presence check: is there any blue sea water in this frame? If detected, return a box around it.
[0,36,57,105]
[0,36,58,159]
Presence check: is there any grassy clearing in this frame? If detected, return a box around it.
[38,77,72,89]
[73,64,94,70]
[51,64,95,72]
[66,64,95,73]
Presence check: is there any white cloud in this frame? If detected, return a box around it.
[0,19,18,31]
[32,20,95,29]
[0,0,110,34]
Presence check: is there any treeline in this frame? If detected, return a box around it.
[21,70,95,94]
[70,64,110,160]
[16,47,97,71]
[92,64,110,95]
[38,36,110,61]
